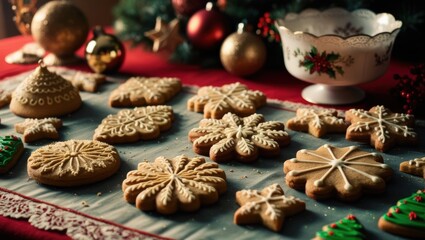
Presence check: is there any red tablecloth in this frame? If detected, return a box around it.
[0,35,413,111]
[0,34,415,240]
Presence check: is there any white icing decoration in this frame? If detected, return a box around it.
[349,105,416,144]
[409,157,425,167]
[290,108,345,129]
[189,112,289,161]
[28,140,118,177]
[16,118,62,137]
[188,82,265,116]
[238,184,301,220]
[93,105,173,142]
[289,145,387,191]
[124,155,225,208]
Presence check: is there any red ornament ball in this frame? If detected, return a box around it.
[172,0,209,17]
[186,3,229,49]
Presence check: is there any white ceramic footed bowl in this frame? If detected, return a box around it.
[276,8,402,104]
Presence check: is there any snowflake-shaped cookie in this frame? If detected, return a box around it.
[93,105,173,144]
[286,108,348,137]
[400,157,425,179]
[189,112,290,163]
[15,118,62,143]
[122,155,227,214]
[234,184,305,232]
[187,82,266,119]
[283,144,393,201]
[109,77,182,107]
[0,89,12,109]
[345,105,417,152]
[28,140,120,186]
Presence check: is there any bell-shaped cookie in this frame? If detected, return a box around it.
[10,61,82,118]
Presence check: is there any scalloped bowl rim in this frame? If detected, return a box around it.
[275,7,403,41]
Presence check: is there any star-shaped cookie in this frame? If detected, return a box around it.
[144,17,183,52]
[108,77,182,107]
[0,89,12,109]
[283,144,393,201]
[234,184,305,232]
[400,157,425,179]
[189,112,290,163]
[93,105,173,144]
[51,67,107,92]
[187,82,266,119]
[286,108,348,137]
[345,105,417,152]
[122,155,227,214]
[15,118,62,143]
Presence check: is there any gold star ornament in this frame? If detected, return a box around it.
[144,17,183,52]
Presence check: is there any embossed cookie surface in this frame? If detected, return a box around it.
[27,140,120,187]
[400,157,425,179]
[109,77,182,107]
[286,108,348,137]
[15,118,62,143]
[187,82,266,119]
[378,190,425,239]
[345,105,417,152]
[189,112,290,163]
[93,105,173,144]
[122,155,227,214]
[9,62,82,118]
[0,135,24,174]
[234,184,305,232]
[283,144,393,201]
[313,215,365,240]
[52,67,106,92]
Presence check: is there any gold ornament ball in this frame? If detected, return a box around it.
[220,31,266,77]
[31,0,89,57]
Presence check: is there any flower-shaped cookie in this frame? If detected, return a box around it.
[400,157,425,179]
[109,77,182,107]
[283,144,393,201]
[286,108,348,137]
[187,82,266,119]
[345,105,417,152]
[15,118,62,143]
[122,155,227,214]
[234,184,305,232]
[189,113,290,163]
[93,105,173,144]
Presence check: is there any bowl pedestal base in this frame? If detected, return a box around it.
[301,84,365,105]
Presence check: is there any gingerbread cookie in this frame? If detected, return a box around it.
[313,215,366,240]
[0,89,12,109]
[122,155,227,214]
[9,61,82,118]
[400,157,425,179]
[15,118,62,143]
[234,184,305,232]
[283,144,393,201]
[93,105,173,144]
[378,190,425,239]
[27,140,120,187]
[52,67,107,92]
[109,77,182,107]
[187,82,266,119]
[0,136,24,174]
[189,112,290,163]
[286,108,348,137]
[345,105,417,152]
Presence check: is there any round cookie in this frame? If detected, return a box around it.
[10,61,82,118]
[27,140,120,187]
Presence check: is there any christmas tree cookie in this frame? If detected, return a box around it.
[378,190,425,238]
[313,214,366,240]
[0,135,24,174]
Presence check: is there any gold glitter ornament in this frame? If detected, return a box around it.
[220,23,267,77]
[85,26,125,74]
[31,0,89,66]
